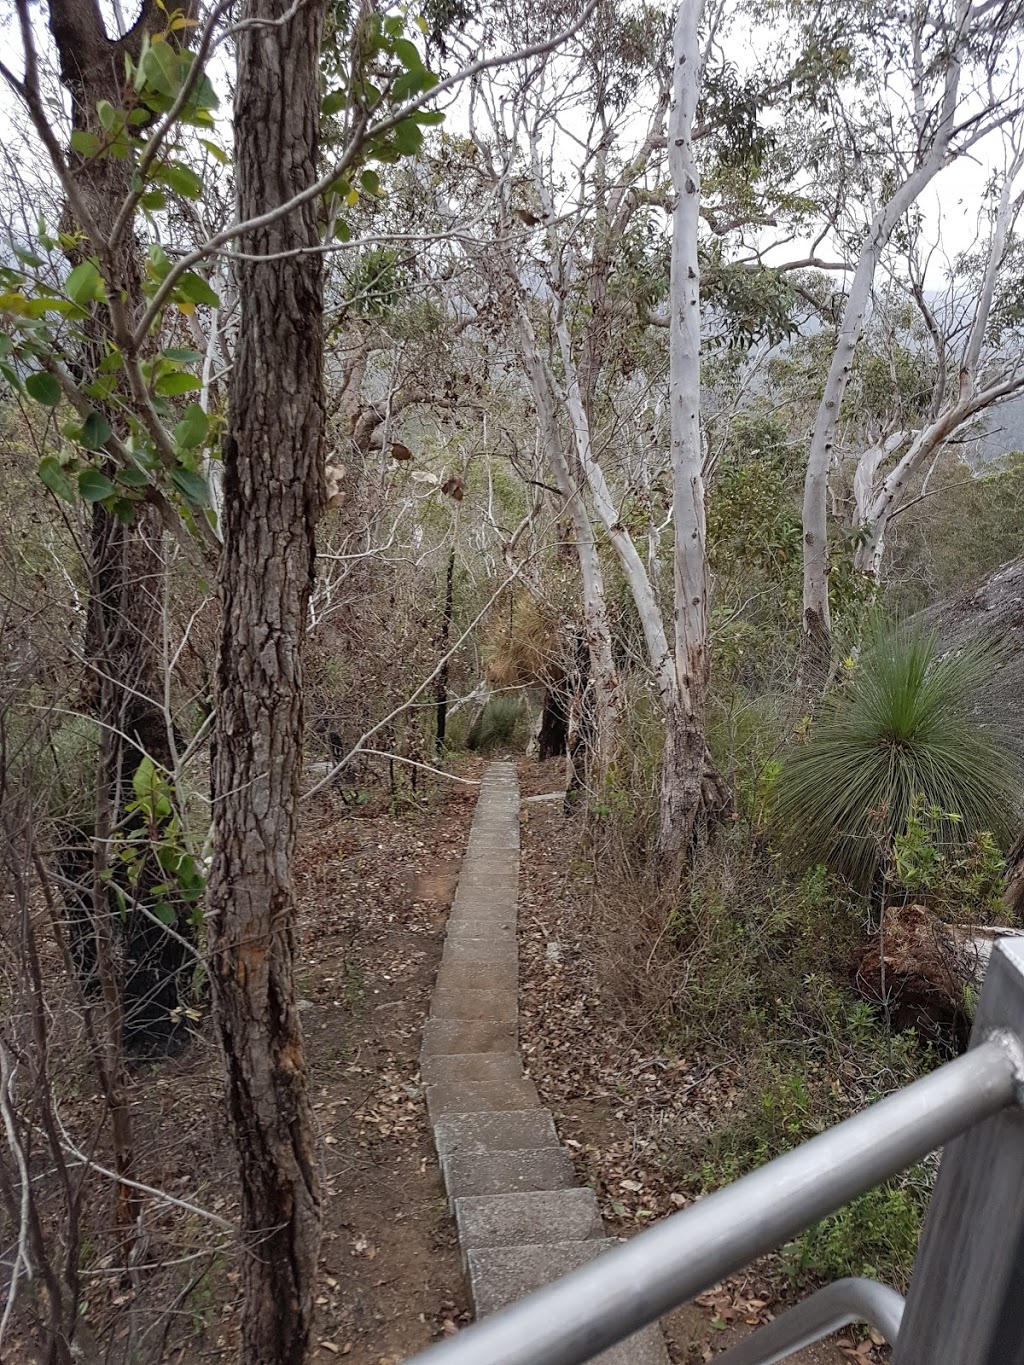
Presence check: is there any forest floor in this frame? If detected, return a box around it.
[11,754,874,1363]
[291,753,857,1364]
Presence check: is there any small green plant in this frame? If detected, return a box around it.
[891,796,1007,923]
[781,1169,931,1291]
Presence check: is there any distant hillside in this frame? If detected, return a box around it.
[979,397,1024,462]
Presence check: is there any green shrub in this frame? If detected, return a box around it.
[775,617,1021,891]
[782,1169,931,1291]
[891,796,1009,923]
[466,694,531,753]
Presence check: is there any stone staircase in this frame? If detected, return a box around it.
[420,762,668,1364]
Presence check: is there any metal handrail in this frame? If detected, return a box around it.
[404,1034,1021,1365]
[712,1277,905,1365]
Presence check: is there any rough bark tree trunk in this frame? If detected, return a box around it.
[207,0,326,1360]
[47,0,195,1058]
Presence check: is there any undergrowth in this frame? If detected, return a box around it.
[584,687,938,1292]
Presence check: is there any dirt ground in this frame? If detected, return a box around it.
[8,754,877,1363]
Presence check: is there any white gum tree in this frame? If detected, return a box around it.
[798,0,1024,680]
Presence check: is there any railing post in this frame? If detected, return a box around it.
[893,938,1024,1365]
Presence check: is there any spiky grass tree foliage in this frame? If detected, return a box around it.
[775,619,1021,890]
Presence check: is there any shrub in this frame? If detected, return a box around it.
[782,1169,931,1292]
[775,617,1021,891]
[466,694,532,753]
[891,796,1009,923]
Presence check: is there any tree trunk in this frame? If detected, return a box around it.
[515,307,621,781]
[47,0,195,1057]
[208,0,325,1360]
[798,12,968,686]
[435,547,455,753]
[662,0,720,867]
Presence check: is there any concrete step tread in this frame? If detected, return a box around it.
[430,988,518,1022]
[420,1052,524,1085]
[467,1241,670,1363]
[434,962,517,996]
[421,1017,517,1057]
[434,1108,558,1158]
[443,1146,576,1203]
[454,1187,603,1249]
[440,937,518,963]
[426,1078,540,1123]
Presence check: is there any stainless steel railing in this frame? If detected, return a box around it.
[403,938,1024,1365]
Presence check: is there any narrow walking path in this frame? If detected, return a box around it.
[420,762,669,1364]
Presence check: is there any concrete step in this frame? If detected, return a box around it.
[442,1146,576,1203]
[430,989,518,1022]
[434,1108,558,1159]
[440,937,518,965]
[420,1052,523,1085]
[434,960,517,996]
[455,1188,603,1249]
[467,1241,670,1363]
[450,889,518,914]
[457,872,520,888]
[445,922,516,944]
[421,1017,517,1057]
[425,1078,540,1123]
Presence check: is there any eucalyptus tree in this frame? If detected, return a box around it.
[850,142,1024,579]
[796,0,1024,682]
[464,0,840,858]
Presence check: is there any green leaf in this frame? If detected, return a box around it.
[140,190,168,211]
[175,403,209,449]
[176,272,220,307]
[1,361,23,391]
[199,138,229,164]
[360,168,380,195]
[140,41,181,98]
[25,371,61,406]
[13,246,44,268]
[393,37,424,69]
[170,465,209,505]
[117,464,150,488]
[147,243,172,280]
[334,219,351,242]
[112,496,136,524]
[81,410,111,450]
[70,129,102,158]
[392,68,434,102]
[78,467,115,501]
[66,260,103,306]
[155,162,204,200]
[413,108,445,125]
[322,88,347,116]
[97,99,117,130]
[155,371,202,396]
[162,348,203,363]
[38,456,75,502]
[391,119,424,155]
[152,903,177,926]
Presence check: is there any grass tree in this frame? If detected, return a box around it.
[775,618,1021,893]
